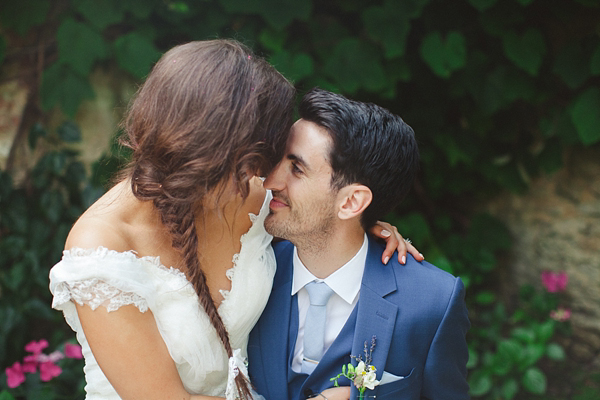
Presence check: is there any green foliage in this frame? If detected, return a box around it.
[467,284,570,399]
[420,31,467,78]
[0,123,104,371]
[569,88,600,145]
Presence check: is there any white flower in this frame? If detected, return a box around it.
[363,367,380,390]
[352,361,380,391]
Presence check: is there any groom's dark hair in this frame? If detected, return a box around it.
[298,88,420,229]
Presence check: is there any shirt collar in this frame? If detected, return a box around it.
[291,233,369,304]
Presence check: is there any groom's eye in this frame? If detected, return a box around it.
[291,162,303,175]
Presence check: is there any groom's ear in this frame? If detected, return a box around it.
[337,184,372,220]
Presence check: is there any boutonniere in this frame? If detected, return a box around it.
[330,336,380,399]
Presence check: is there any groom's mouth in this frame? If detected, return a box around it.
[270,196,289,210]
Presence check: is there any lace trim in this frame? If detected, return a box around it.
[63,247,190,286]
[68,278,149,313]
[219,205,264,302]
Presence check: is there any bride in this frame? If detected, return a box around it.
[49,40,421,400]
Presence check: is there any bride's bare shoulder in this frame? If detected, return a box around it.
[64,181,135,252]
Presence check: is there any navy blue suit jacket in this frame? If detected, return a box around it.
[248,236,470,399]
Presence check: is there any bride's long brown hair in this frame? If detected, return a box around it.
[121,40,295,398]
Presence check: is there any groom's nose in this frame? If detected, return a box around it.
[264,161,284,191]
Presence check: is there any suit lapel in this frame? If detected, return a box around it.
[257,245,294,399]
[350,237,399,397]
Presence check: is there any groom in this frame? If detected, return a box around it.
[248,88,470,399]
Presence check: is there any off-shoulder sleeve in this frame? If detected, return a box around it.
[49,247,190,333]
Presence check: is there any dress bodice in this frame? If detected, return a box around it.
[49,192,275,399]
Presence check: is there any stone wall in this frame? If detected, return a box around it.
[487,147,600,365]
[0,67,134,175]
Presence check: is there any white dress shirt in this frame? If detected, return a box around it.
[290,234,369,373]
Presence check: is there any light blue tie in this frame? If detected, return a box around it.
[301,281,334,374]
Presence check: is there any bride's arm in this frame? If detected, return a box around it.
[76,303,222,400]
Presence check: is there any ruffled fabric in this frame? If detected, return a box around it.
[49,191,275,398]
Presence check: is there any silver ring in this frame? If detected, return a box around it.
[403,238,412,244]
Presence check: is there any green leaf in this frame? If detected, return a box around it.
[3,200,28,233]
[502,29,546,76]
[522,367,547,394]
[536,138,563,173]
[536,319,555,342]
[6,260,27,291]
[467,346,478,368]
[74,0,125,30]
[82,184,106,208]
[121,0,155,19]
[498,339,523,363]
[468,0,498,12]
[468,213,512,251]
[512,327,535,343]
[546,343,566,360]
[168,2,190,13]
[522,343,546,367]
[475,290,496,305]
[40,63,95,117]
[0,0,50,36]
[114,32,162,79]
[259,28,288,52]
[57,121,82,143]
[269,51,314,82]
[0,389,17,400]
[501,378,519,400]
[28,123,48,149]
[41,189,64,223]
[220,0,311,30]
[23,298,55,320]
[552,43,590,89]
[569,87,600,145]
[363,4,411,58]
[65,161,88,185]
[420,31,467,78]
[260,0,312,30]
[56,18,108,76]
[49,151,68,175]
[468,369,492,396]
[389,212,432,248]
[591,45,600,75]
[323,39,387,93]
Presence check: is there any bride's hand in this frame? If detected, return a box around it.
[369,220,424,265]
[318,386,351,399]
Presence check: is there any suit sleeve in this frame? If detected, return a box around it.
[421,277,470,400]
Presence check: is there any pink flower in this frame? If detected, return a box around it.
[22,360,37,373]
[25,339,49,355]
[5,362,25,388]
[38,350,65,363]
[39,361,62,382]
[541,271,568,293]
[550,307,572,322]
[64,343,83,359]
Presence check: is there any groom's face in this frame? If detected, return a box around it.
[263,119,339,241]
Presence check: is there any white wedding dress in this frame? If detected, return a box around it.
[49,193,274,399]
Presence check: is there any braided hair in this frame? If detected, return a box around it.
[122,40,295,398]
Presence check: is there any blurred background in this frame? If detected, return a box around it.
[0,0,599,399]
